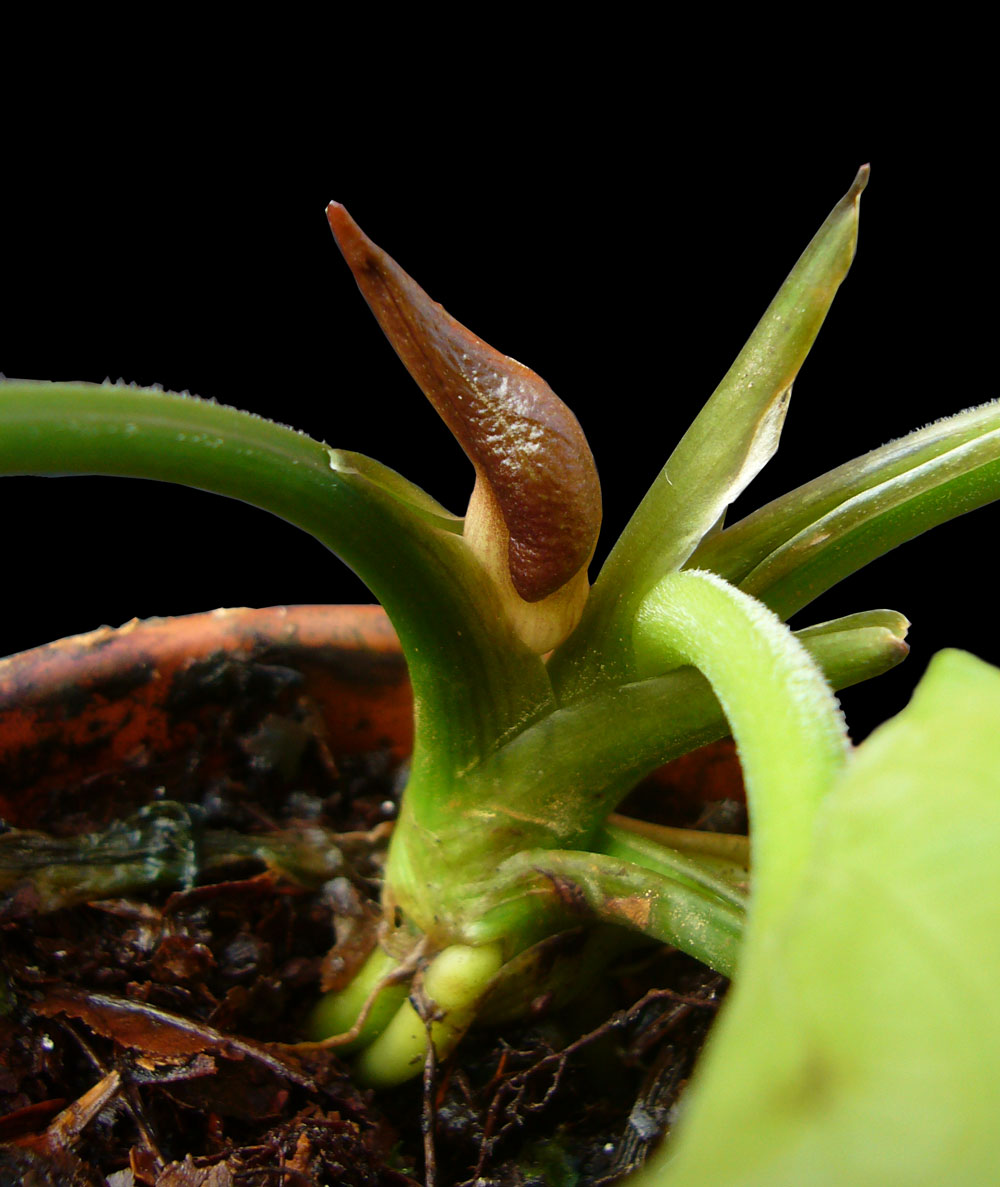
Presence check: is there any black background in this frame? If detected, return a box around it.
[4,74,996,743]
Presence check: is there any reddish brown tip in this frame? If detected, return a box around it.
[327,203,601,603]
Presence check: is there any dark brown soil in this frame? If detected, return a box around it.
[0,651,734,1185]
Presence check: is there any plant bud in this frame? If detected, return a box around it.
[327,203,602,651]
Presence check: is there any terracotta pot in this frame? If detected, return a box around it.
[0,604,412,831]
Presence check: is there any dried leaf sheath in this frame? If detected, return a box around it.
[327,203,601,647]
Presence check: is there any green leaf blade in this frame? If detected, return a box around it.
[739,423,1000,619]
[554,167,868,696]
[688,400,1000,620]
[635,649,1000,1186]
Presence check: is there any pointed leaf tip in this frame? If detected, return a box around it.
[327,201,385,280]
[326,201,602,647]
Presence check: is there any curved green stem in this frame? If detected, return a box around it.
[0,381,554,775]
[634,570,849,932]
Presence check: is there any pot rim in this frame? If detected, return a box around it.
[0,604,413,828]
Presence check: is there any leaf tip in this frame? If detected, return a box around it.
[852,164,871,194]
[325,200,347,239]
[326,201,375,274]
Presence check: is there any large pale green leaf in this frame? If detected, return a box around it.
[633,649,1000,1186]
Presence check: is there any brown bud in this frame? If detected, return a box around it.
[327,203,601,622]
